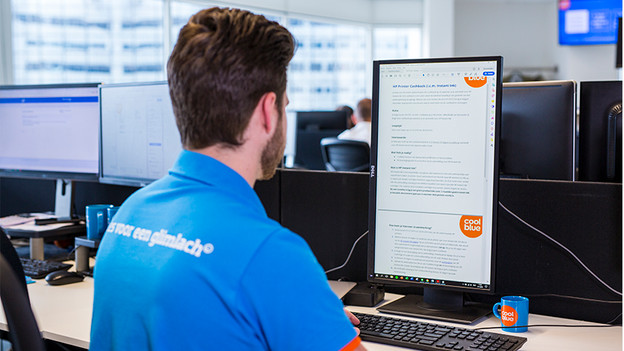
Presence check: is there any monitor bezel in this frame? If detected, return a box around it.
[367,56,503,295]
[0,82,101,182]
[98,80,177,187]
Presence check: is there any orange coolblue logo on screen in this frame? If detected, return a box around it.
[501,305,518,326]
[460,215,483,238]
[464,76,487,88]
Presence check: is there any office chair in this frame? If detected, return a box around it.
[0,254,45,351]
[320,138,370,172]
[0,227,28,295]
[0,230,45,351]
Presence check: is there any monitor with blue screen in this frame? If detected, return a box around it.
[0,83,100,218]
[368,56,503,323]
[558,0,622,45]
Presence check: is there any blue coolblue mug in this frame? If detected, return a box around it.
[86,204,114,240]
[493,296,529,332]
[106,206,120,226]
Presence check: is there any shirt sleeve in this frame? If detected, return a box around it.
[237,228,358,351]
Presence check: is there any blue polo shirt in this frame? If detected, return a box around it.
[90,150,359,351]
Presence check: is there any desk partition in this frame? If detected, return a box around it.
[1,170,621,324]
[494,179,622,324]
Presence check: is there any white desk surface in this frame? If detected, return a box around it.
[351,294,622,351]
[0,279,620,350]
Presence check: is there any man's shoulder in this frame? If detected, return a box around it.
[337,128,354,140]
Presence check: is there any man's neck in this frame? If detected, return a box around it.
[190,144,260,187]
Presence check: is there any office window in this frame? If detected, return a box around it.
[287,18,370,111]
[373,27,422,60]
[11,0,166,84]
[170,2,283,48]
[170,1,205,47]
[8,1,422,110]
[170,4,371,112]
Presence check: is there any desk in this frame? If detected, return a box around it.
[3,222,85,260]
[352,294,622,350]
[0,281,620,350]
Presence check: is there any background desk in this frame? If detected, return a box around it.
[3,221,85,260]
[0,279,620,350]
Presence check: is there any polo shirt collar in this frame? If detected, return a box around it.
[170,150,265,212]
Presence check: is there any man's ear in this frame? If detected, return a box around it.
[351,114,358,126]
[259,92,278,134]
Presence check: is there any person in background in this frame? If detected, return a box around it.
[337,104,355,129]
[90,7,364,351]
[338,98,372,145]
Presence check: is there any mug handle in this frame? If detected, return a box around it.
[97,211,104,234]
[492,302,502,319]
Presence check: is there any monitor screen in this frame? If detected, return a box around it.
[296,111,347,131]
[99,81,182,187]
[500,80,577,181]
[293,111,347,170]
[368,57,503,323]
[0,83,100,180]
[558,0,622,45]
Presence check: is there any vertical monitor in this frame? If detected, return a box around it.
[99,81,182,187]
[0,83,100,180]
[500,80,577,181]
[369,57,503,323]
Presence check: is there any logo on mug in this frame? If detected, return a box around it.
[500,305,518,327]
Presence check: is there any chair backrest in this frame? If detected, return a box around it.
[0,227,28,295]
[320,138,370,172]
[0,254,45,351]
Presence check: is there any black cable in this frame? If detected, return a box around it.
[325,230,368,274]
[499,201,622,296]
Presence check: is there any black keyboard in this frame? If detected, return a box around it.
[353,312,528,351]
[20,258,72,279]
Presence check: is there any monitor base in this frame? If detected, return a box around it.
[377,294,491,324]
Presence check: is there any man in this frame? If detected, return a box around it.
[337,98,372,145]
[336,104,355,129]
[90,8,365,351]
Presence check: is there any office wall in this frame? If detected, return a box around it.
[423,0,454,58]
[556,44,621,82]
[454,0,620,82]
[454,1,557,78]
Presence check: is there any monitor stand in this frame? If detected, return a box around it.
[377,288,491,324]
[20,179,79,260]
[54,179,74,220]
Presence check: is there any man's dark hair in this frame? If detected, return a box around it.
[167,7,295,149]
[357,98,372,122]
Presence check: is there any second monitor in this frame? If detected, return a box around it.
[99,81,182,187]
[293,110,347,170]
[500,80,577,181]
